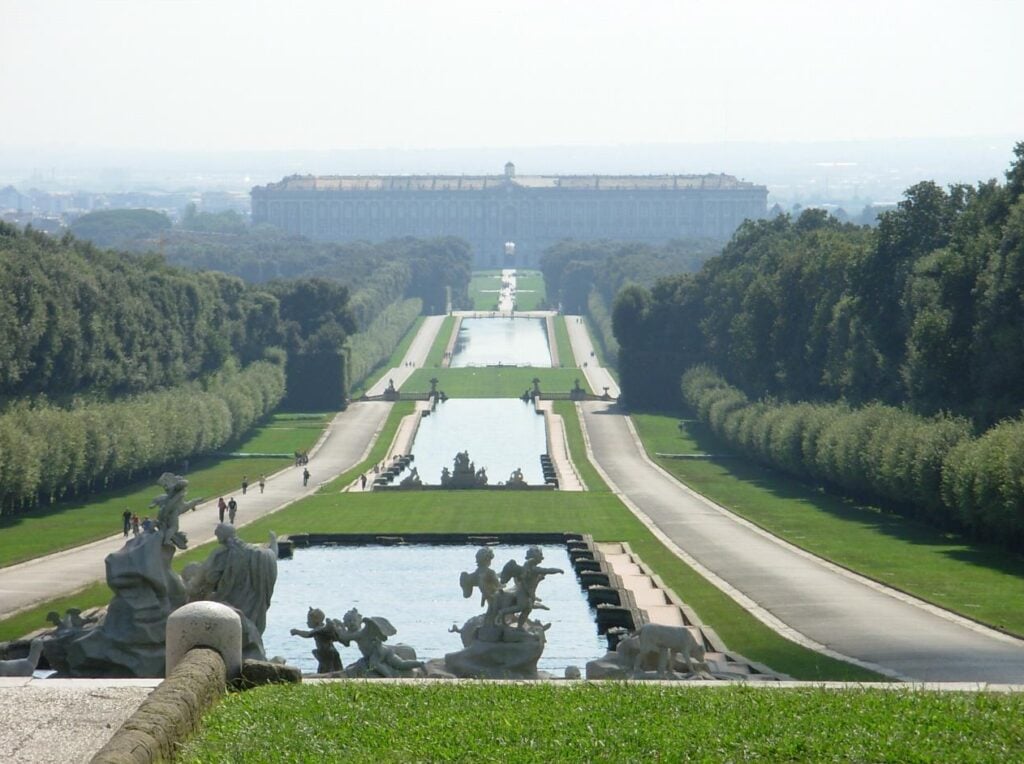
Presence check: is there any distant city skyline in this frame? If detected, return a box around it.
[2,1,1021,152]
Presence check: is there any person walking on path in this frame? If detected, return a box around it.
[141,516,154,534]
[131,513,140,536]
[241,475,249,495]
[360,473,367,490]
[303,467,310,487]
[122,509,131,537]
[217,497,227,523]
[228,496,238,524]
[259,475,266,494]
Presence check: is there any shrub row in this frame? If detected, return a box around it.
[0,357,285,514]
[680,366,1024,546]
[346,298,423,391]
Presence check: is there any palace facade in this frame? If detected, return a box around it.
[250,163,767,267]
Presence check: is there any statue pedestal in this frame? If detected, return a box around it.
[442,614,547,679]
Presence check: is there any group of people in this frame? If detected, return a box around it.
[121,462,313,539]
[120,510,154,537]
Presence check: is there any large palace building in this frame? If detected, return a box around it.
[251,163,767,267]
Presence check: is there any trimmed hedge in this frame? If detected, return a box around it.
[586,291,619,367]
[346,297,423,390]
[0,357,285,514]
[678,366,1024,545]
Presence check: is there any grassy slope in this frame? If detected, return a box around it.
[633,413,1024,636]
[180,683,1024,762]
[0,413,332,568]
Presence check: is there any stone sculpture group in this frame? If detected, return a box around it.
[40,474,278,678]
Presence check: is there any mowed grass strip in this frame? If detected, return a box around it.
[469,270,502,310]
[553,315,575,367]
[422,315,455,368]
[179,683,1024,762]
[0,412,333,569]
[513,270,546,310]
[633,412,1024,637]
[403,367,593,398]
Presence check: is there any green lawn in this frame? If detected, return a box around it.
[513,270,546,310]
[180,683,1024,763]
[553,315,574,367]
[0,412,333,570]
[403,367,593,398]
[423,316,455,368]
[632,412,1024,637]
[469,271,502,310]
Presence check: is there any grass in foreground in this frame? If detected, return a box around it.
[632,412,1024,637]
[0,412,332,569]
[180,683,1024,762]
[404,367,592,398]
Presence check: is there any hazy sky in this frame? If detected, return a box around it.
[2,0,1022,152]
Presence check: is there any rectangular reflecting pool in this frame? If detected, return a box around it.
[263,544,607,675]
[410,398,547,485]
[451,317,552,367]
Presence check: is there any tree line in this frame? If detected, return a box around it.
[0,358,284,515]
[539,239,722,366]
[613,144,1024,428]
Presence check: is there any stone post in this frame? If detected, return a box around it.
[166,601,242,679]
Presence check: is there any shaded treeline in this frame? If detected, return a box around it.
[614,144,1024,427]
[540,239,722,365]
[0,223,470,513]
[609,144,1024,548]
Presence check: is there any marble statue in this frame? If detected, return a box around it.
[290,607,342,674]
[631,623,708,677]
[497,546,564,628]
[45,474,196,677]
[443,547,562,679]
[333,608,424,678]
[0,639,43,677]
[184,523,278,661]
[586,624,710,680]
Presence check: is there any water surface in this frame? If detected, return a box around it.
[263,544,607,675]
[451,317,551,367]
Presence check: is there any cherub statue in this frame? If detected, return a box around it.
[149,472,202,551]
[290,607,342,673]
[459,547,513,626]
[334,608,423,678]
[498,546,564,628]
